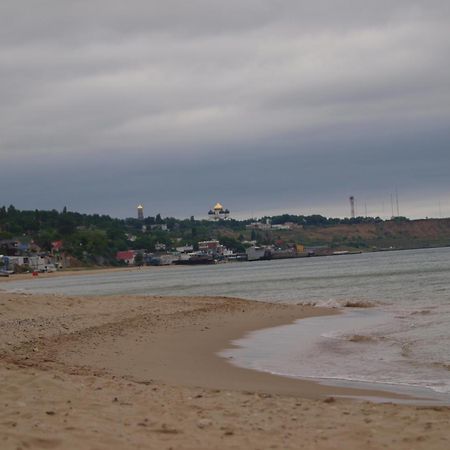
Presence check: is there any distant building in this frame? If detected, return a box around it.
[2,255,57,272]
[116,250,137,265]
[150,224,168,231]
[51,240,63,252]
[295,244,305,253]
[198,240,231,257]
[246,221,294,231]
[271,224,292,230]
[246,222,271,231]
[176,245,194,253]
[155,242,166,251]
[198,240,220,252]
[0,239,20,255]
[137,204,144,221]
[208,202,230,221]
[0,238,41,256]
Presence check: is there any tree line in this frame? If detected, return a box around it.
[0,205,406,264]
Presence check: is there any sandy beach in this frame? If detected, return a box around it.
[1,289,450,449]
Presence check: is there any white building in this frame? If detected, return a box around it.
[208,203,230,221]
[137,204,144,220]
[176,245,194,253]
[246,222,271,230]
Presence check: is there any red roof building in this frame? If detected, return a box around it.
[116,250,137,265]
[51,240,63,251]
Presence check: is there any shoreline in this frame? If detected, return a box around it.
[0,265,156,283]
[59,299,423,402]
[2,243,450,283]
[1,292,450,448]
[1,269,447,403]
[0,290,440,402]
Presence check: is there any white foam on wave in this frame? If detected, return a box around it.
[299,298,379,308]
[220,308,450,397]
[257,367,450,398]
[4,288,27,294]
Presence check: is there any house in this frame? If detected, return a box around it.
[198,240,228,256]
[2,255,57,272]
[150,224,168,231]
[51,240,63,252]
[198,240,220,252]
[116,250,137,265]
[245,222,271,231]
[176,245,194,253]
[271,224,292,231]
[0,239,20,255]
[0,239,41,256]
[155,242,166,251]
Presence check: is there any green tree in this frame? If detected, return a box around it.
[134,252,144,266]
[219,236,246,253]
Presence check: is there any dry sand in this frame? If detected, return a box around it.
[1,291,450,449]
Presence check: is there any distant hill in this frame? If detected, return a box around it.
[265,218,450,251]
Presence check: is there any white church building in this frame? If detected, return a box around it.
[208,202,230,221]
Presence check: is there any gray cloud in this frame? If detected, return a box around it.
[1,1,449,219]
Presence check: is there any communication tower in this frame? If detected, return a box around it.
[349,196,355,218]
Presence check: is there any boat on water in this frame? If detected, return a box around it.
[174,252,215,265]
[245,246,272,261]
[148,254,179,266]
[332,250,363,256]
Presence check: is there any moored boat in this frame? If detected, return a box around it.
[174,252,215,265]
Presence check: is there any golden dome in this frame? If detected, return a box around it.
[214,202,224,210]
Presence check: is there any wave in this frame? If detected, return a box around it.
[347,334,378,343]
[342,300,377,308]
[410,309,432,315]
[432,362,450,371]
[401,342,413,358]
[263,370,450,396]
[4,288,29,294]
[299,298,378,308]
[321,331,383,343]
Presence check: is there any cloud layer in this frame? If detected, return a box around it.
[1,1,449,218]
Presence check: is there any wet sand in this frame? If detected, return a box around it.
[1,291,450,449]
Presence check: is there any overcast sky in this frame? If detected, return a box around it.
[1,1,449,219]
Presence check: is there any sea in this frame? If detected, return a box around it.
[3,246,450,401]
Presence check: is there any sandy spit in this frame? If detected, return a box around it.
[1,291,450,449]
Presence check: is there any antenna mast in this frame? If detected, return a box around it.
[349,196,355,218]
[395,188,400,217]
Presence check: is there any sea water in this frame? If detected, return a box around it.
[3,247,450,397]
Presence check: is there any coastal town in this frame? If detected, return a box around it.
[1,202,450,275]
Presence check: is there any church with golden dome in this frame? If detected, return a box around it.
[208,202,230,221]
